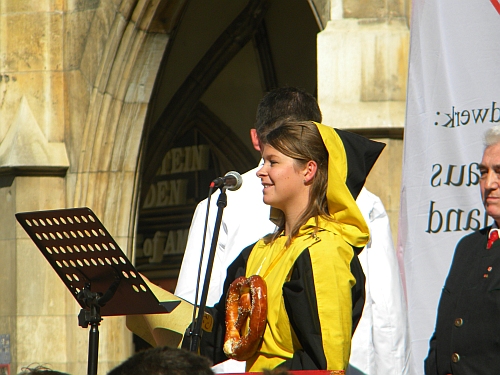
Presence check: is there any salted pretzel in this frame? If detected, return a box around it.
[223,275,267,360]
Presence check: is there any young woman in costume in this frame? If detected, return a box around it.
[198,120,384,372]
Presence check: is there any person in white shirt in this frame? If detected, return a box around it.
[175,87,410,374]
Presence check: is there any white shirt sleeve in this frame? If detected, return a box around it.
[175,192,221,305]
[348,188,412,375]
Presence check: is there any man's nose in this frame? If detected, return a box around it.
[486,171,500,189]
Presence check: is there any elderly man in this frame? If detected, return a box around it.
[425,125,500,374]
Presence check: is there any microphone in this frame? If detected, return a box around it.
[210,171,242,191]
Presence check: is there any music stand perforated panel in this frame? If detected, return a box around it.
[16,207,179,316]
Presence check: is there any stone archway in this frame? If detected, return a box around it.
[66,0,187,372]
[70,0,186,258]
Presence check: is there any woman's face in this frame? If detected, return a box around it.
[256,144,309,213]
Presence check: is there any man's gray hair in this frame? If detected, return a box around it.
[484,125,500,147]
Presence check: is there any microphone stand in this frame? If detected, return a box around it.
[189,187,228,353]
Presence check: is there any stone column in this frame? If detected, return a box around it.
[0,101,72,373]
[0,0,75,371]
[317,0,410,241]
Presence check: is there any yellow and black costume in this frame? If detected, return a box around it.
[198,123,385,371]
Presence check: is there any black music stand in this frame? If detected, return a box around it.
[16,207,180,375]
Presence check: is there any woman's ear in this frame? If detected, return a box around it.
[304,160,318,184]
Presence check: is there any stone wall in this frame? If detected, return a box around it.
[318,0,410,242]
[0,0,172,373]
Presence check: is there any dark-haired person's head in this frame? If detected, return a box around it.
[107,347,213,375]
[17,365,70,375]
[250,87,322,151]
[263,368,292,375]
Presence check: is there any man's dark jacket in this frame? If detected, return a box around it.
[425,227,500,375]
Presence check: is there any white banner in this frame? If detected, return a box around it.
[399,1,500,373]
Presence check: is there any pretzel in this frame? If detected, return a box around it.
[223,275,267,360]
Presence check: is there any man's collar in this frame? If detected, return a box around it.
[489,222,499,238]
